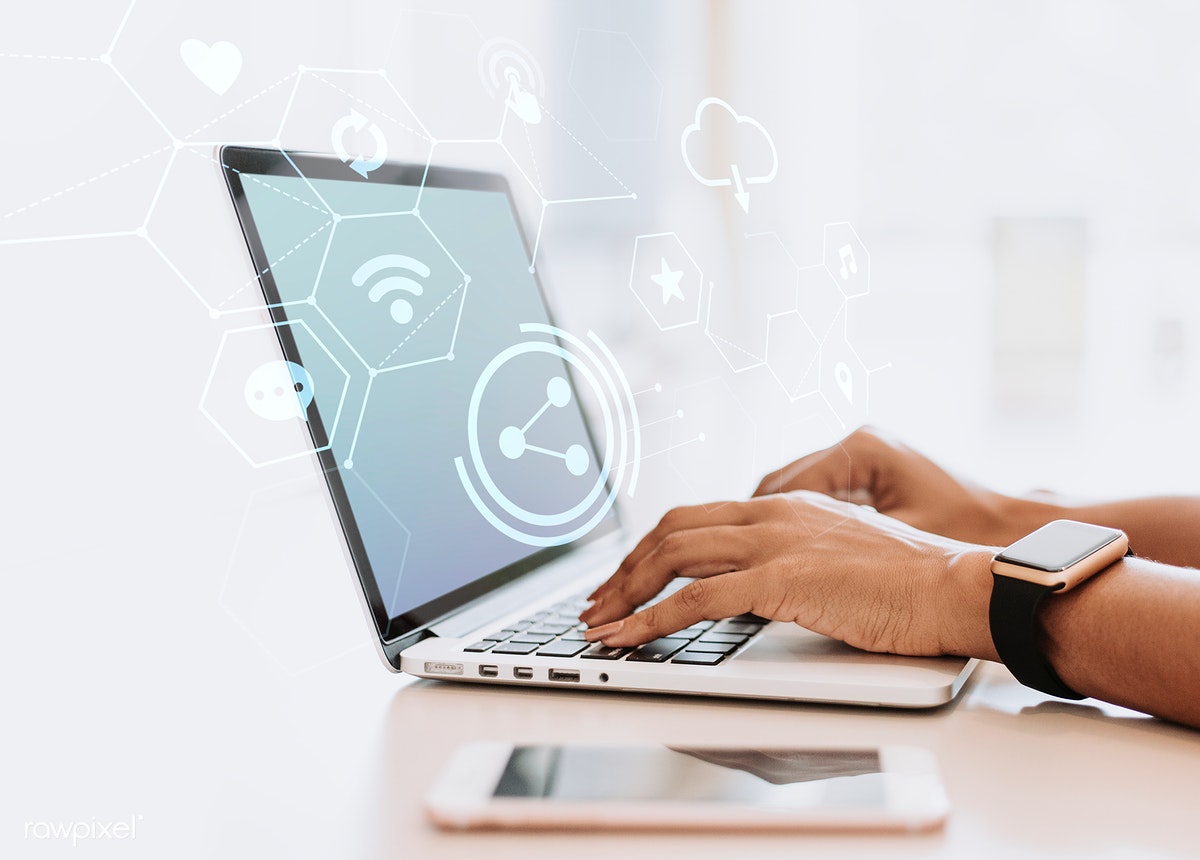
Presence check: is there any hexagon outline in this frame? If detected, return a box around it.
[822,221,871,299]
[667,376,758,513]
[628,231,704,331]
[568,28,664,143]
[217,473,399,676]
[764,309,822,403]
[768,415,860,541]
[795,262,849,347]
[703,280,769,374]
[341,467,414,619]
[818,333,871,432]
[272,67,436,218]
[309,211,472,374]
[199,318,352,468]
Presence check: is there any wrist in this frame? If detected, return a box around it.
[940,546,1000,661]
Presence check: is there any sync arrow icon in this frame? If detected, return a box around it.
[331,109,388,178]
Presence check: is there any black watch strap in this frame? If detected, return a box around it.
[989,575,1086,700]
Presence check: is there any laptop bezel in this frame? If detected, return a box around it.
[219,144,621,655]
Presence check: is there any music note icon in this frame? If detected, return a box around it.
[838,244,858,281]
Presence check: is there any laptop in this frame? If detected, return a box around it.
[220,145,977,708]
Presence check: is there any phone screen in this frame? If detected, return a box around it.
[493,745,886,809]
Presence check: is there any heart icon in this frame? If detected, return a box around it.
[180,39,242,96]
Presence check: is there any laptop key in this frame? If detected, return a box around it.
[537,640,589,658]
[699,632,749,645]
[527,624,573,636]
[463,640,497,652]
[491,641,540,655]
[510,632,556,645]
[672,650,727,666]
[684,639,739,654]
[482,630,516,642]
[560,629,589,641]
[712,621,763,636]
[580,644,631,660]
[626,637,688,663]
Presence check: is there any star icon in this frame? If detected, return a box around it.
[650,257,685,305]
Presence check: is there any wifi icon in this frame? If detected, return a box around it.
[353,254,431,325]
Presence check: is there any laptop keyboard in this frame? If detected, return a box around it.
[462,591,769,667]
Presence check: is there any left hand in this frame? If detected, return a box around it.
[580,491,998,660]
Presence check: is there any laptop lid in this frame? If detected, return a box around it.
[220,146,623,668]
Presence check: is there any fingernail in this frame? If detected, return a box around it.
[584,619,624,641]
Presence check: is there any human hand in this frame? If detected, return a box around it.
[581,491,998,660]
[753,426,1059,546]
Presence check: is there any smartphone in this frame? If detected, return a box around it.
[425,741,948,832]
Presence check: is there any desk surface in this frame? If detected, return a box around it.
[8,610,1200,859]
[200,658,1197,859]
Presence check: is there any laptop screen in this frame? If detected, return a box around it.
[222,148,618,643]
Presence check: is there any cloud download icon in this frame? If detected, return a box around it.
[681,97,778,213]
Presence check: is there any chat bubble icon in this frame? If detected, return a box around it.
[244,360,315,421]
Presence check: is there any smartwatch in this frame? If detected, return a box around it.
[989,519,1129,699]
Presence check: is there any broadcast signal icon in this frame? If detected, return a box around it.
[353,254,431,325]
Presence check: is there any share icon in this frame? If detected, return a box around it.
[498,376,589,476]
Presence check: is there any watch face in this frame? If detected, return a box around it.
[996,520,1124,572]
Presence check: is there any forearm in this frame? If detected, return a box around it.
[1067,498,1200,568]
[993,495,1200,569]
[1040,557,1200,728]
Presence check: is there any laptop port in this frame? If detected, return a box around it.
[514,667,533,680]
[548,669,580,683]
[478,665,498,678]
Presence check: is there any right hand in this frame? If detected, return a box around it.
[581,490,997,660]
[753,427,1058,546]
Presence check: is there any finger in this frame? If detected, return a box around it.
[585,573,755,647]
[753,443,847,498]
[755,428,879,499]
[586,503,753,604]
[581,525,755,626]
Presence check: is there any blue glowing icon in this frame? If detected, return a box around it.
[244,360,314,421]
[354,254,431,326]
[498,376,590,477]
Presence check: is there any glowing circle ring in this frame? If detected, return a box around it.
[455,323,635,547]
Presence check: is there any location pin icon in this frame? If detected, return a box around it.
[834,361,854,404]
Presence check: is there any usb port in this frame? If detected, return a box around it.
[478,665,498,678]
[513,667,533,680]
[548,669,580,683]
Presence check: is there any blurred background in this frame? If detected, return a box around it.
[4,1,1199,855]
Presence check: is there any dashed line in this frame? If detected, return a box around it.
[521,119,544,195]
[183,71,298,140]
[3,144,173,220]
[308,73,430,142]
[376,280,464,367]
[217,220,332,307]
[540,105,632,195]
[707,329,764,365]
[786,355,821,398]
[197,149,330,214]
[0,53,100,61]
[243,174,329,213]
